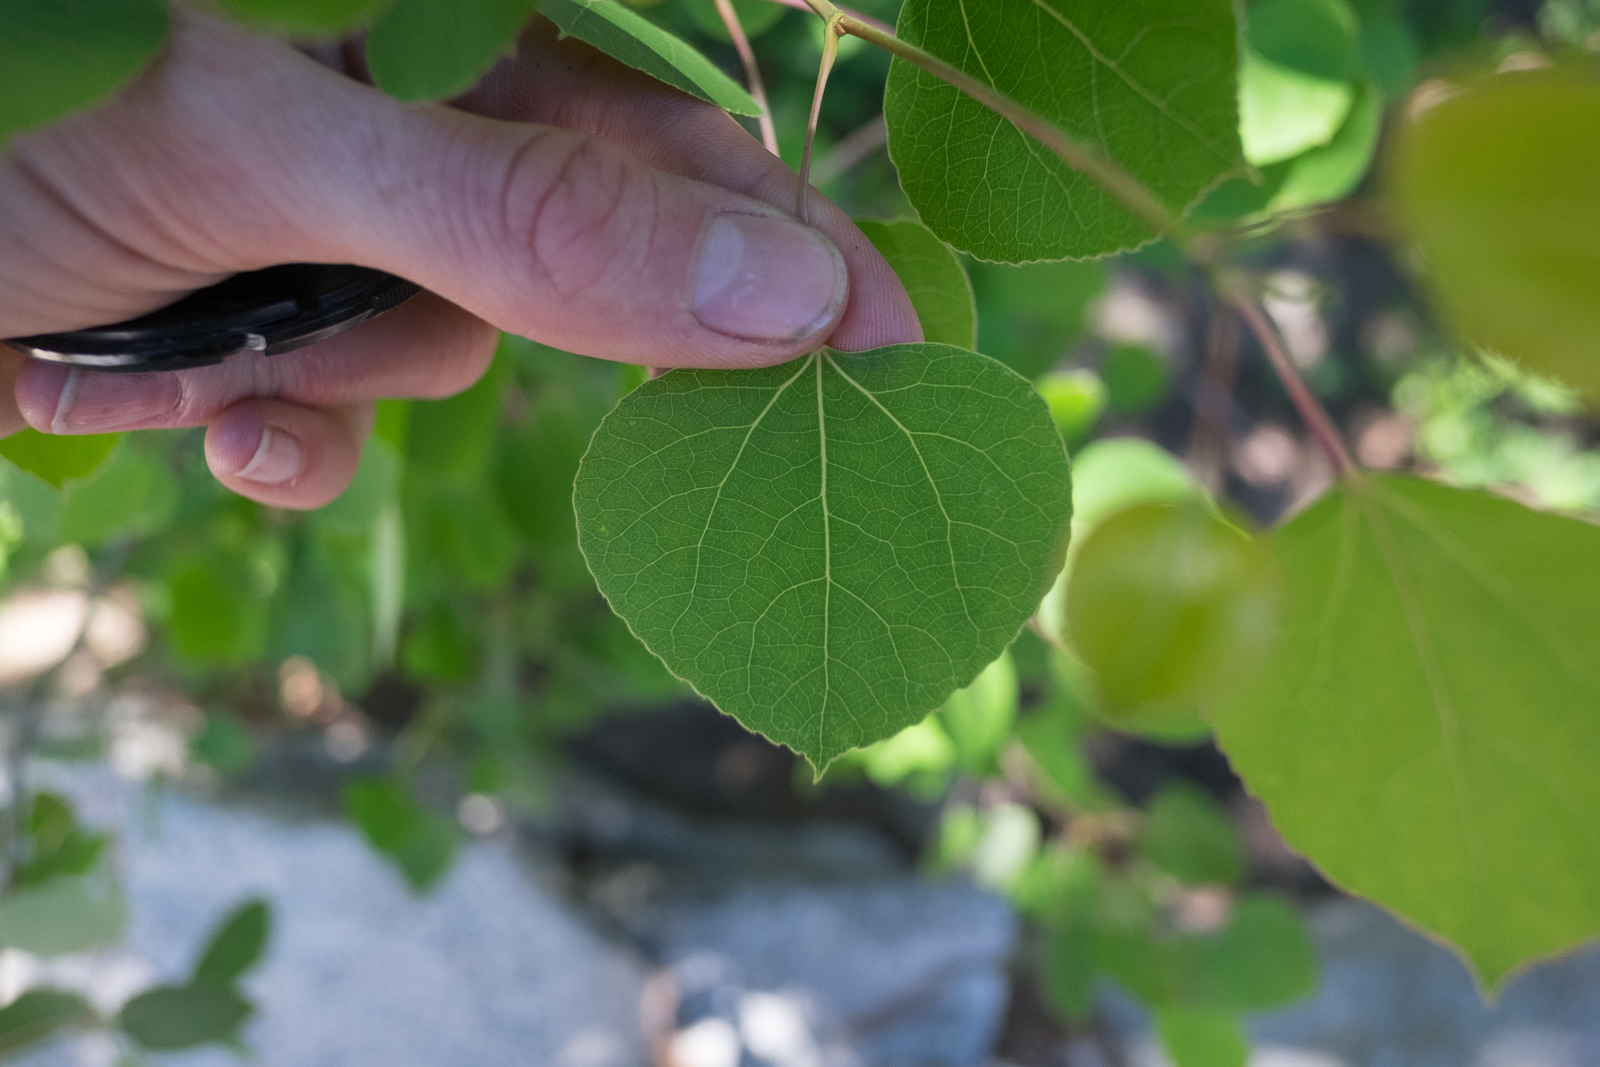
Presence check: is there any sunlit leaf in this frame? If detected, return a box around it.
[574,345,1073,767]
[1154,1007,1247,1067]
[885,0,1244,261]
[0,431,119,491]
[0,0,168,145]
[1391,70,1600,395]
[1035,371,1106,447]
[1211,475,1600,988]
[1269,80,1381,213]
[539,0,761,115]
[1238,53,1353,166]
[368,0,540,101]
[858,218,977,350]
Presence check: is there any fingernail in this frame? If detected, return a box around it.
[691,212,847,343]
[233,426,303,486]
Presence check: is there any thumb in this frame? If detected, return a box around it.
[2,11,849,369]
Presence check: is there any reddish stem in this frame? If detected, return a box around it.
[1230,291,1355,477]
[713,0,780,155]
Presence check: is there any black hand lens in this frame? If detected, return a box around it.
[4,264,421,372]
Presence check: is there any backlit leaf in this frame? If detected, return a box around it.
[858,218,976,350]
[884,0,1243,261]
[1211,475,1600,988]
[368,0,540,102]
[574,344,1074,767]
[1390,70,1600,395]
[539,0,761,115]
[0,0,168,145]
[0,431,119,491]
[938,649,1018,775]
[1067,502,1275,712]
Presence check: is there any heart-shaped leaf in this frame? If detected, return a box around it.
[574,344,1073,767]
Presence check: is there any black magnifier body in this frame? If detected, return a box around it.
[4,264,421,372]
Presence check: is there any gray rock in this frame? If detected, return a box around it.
[15,772,651,1067]
[643,880,1018,1067]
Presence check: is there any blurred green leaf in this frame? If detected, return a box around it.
[117,983,251,1052]
[193,899,271,986]
[885,0,1243,260]
[0,989,92,1058]
[538,0,761,114]
[403,602,481,683]
[1101,344,1171,414]
[971,802,1041,893]
[168,556,265,665]
[682,0,786,42]
[1067,502,1276,713]
[1238,52,1353,166]
[0,0,168,144]
[1248,0,1359,82]
[191,714,257,778]
[574,346,1074,768]
[368,0,540,101]
[1391,70,1600,395]
[0,876,125,956]
[15,793,105,887]
[856,717,956,799]
[406,353,508,483]
[1211,475,1600,989]
[938,650,1017,775]
[423,488,519,590]
[0,431,119,491]
[1139,781,1243,886]
[858,218,976,350]
[316,439,401,541]
[1197,894,1317,1010]
[345,777,457,891]
[971,260,1106,380]
[1269,80,1381,212]
[215,0,386,34]
[1154,1006,1248,1067]
[1036,371,1107,447]
[60,440,177,546]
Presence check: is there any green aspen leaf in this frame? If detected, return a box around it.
[683,0,786,43]
[856,717,957,798]
[971,802,1042,893]
[574,345,1074,768]
[538,0,761,115]
[884,0,1244,262]
[1101,344,1170,414]
[0,877,126,956]
[193,899,271,986]
[1390,70,1600,395]
[1154,1007,1248,1067]
[60,440,177,546]
[368,0,539,102]
[1268,80,1381,213]
[0,431,119,490]
[215,0,387,35]
[1247,0,1359,83]
[1196,894,1317,1010]
[168,557,265,665]
[0,0,168,145]
[970,259,1106,380]
[938,649,1018,775]
[406,352,508,482]
[1210,475,1600,989]
[117,984,252,1052]
[0,990,92,1058]
[858,218,977,350]
[1139,781,1243,887]
[1066,502,1277,713]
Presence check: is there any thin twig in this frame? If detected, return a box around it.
[810,114,886,185]
[713,0,779,155]
[1188,303,1242,494]
[1229,286,1356,477]
[796,25,839,223]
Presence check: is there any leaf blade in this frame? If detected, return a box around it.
[574,344,1073,766]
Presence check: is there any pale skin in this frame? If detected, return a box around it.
[0,10,921,508]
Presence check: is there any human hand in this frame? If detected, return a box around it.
[0,10,920,508]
